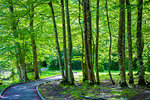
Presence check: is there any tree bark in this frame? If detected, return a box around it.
[83,0,95,84]
[105,0,115,85]
[8,0,23,82]
[118,0,128,87]
[87,0,95,82]
[126,0,134,84]
[30,4,39,80]
[79,0,88,82]
[61,0,68,82]
[137,0,146,86]
[65,0,74,84]
[95,0,100,84]
[48,1,65,80]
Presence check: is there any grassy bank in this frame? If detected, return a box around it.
[39,71,150,100]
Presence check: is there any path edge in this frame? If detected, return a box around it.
[36,82,46,100]
[36,79,62,100]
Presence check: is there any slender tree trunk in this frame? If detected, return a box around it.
[61,0,68,82]
[126,0,134,84]
[48,1,65,80]
[118,0,128,87]
[65,0,74,84]
[92,40,95,68]
[83,0,94,84]
[105,0,115,85]
[30,4,39,80]
[137,0,146,86]
[95,0,100,84]
[87,0,95,82]
[8,0,23,82]
[79,0,88,82]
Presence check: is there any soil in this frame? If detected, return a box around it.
[39,80,150,100]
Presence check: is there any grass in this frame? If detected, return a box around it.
[57,71,150,99]
[0,70,60,93]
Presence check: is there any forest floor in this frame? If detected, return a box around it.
[39,72,150,100]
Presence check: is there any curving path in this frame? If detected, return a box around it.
[0,75,62,100]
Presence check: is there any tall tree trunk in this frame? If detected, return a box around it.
[30,4,39,80]
[95,0,100,84]
[126,0,134,84]
[65,0,74,84]
[105,0,115,85]
[83,0,95,84]
[118,0,128,87]
[8,0,23,82]
[87,0,95,82]
[48,1,65,80]
[137,0,146,86]
[79,0,88,82]
[61,0,68,82]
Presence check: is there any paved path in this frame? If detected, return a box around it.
[0,75,62,100]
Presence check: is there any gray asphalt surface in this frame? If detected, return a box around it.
[0,75,62,100]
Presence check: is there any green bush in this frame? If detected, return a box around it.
[103,60,119,71]
[48,59,59,70]
[26,63,34,72]
[72,60,82,70]
[98,63,104,72]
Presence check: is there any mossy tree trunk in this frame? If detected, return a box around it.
[95,0,100,84]
[126,0,134,84]
[30,4,39,80]
[8,0,24,82]
[83,0,95,84]
[65,0,74,84]
[79,0,88,82]
[61,0,68,82]
[137,0,146,86]
[118,0,128,87]
[48,1,65,80]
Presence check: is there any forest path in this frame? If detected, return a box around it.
[0,75,62,100]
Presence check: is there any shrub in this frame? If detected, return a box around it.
[48,59,59,70]
[98,63,104,72]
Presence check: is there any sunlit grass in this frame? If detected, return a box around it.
[58,71,150,100]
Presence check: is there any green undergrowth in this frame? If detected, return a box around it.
[0,70,60,93]
[58,72,150,100]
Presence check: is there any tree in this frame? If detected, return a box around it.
[61,0,68,82]
[136,0,146,86]
[65,0,74,84]
[79,0,88,82]
[95,0,100,84]
[83,0,95,84]
[118,0,128,87]
[48,1,65,80]
[87,0,95,82]
[8,0,25,82]
[105,0,115,85]
[126,0,134,84]
[30,3,39,80]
